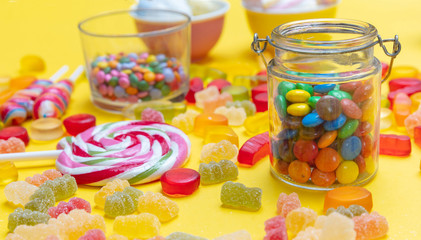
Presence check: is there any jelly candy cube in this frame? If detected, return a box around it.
[137,192,179,222]
[220,181,262,211]
[4,181,38,206]
[114,213,161,239]
[199,160,238,185]
[8,208,50,232]
[214,230,252,240]
[221,85,249,101]
[353,212,389,240]
[201,140,238,163]
[264,215,288,240]
[161,168,200,197]
[203,125,239,147]
[94,179,130,209]
[324,186,373,213]
[285,207,317,237]
[237,132,269,167]
[79,229,106,240]
[277,192,301,217]
[0,161,18,185]
[193,113,228,137]
[379,134,411,156]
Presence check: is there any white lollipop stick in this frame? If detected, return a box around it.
[68,65,84,83]
[0,150,62,162]
[50,65,69,82]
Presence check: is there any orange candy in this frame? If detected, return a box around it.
[317,131,337,148]
[144,72,156,82]
[324,186,373,213]
[310,168,336,187]
[126,87,138,95]
[288,160,311,183]
[315,148,340,172]
[193,113,228,137]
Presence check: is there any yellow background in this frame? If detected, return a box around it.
[1,0,421,239]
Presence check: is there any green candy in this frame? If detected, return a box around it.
[161,85,171,96]
[123,186,143,204]
[275,95,287,118]
[129,73,138,82]
[277,81,296,97]
[328,90,352,100]
[334,84,341,90]
[137,80,149,91]
[109,77,119,87]
[24,187,55,213]
[91,61,98,68]
[199,160,238,185]
[42,175,77,201]
[220,181,262,211]
[104,191,137,218]
[119,57,131,63]
[8,208,50,232]
[338,119,359,139]
[296,83,314,96]
[308,96,321,109]
[154,81,165,89]
[149,61,159,68]
[103,66,111,74]
[226,100,256,117]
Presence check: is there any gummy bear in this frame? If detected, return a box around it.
[348,204,368,217]
[286,207,318,237]
[25,186,55,213]
[4,181,38,206]
[104,191,137,218]
[48,209,106,240]
[48,197,91,218]
[277,192,301,217]
[220,181,262,212]
[94,179,130,209]
[226,100,256,117]
[326,206,353,218]
[138,192,179,222]
[41,174,77,201]
[353,212,389,240]
[404,105,421,137]
[141,108,165,123]
[6,224,59,240]
[200,140,238,163]
[293,227,322,240]
[0,137,25,153]
[214,106,247,126]
[199,160,238,185]
[214,230,252,240]
[195,86,220,109]
[237,131,269,166]
[203,92,233,113]
[114,213,161,239]
[25,169,62,186]
[8,208,50,232]
[171,109,200,133]
[79,229,106,240]
[166,232,208,240]
[264,215,288,240]
[122,186,143,204]
[317,212,356,240]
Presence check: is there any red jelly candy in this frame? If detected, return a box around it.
[379,134,411,156]
[381,62,389,78]
[0,126,29,145]
[414,126,421,148]
[161,168,200,197]
[389,78,421,92]
[387,83,421,108]
[253,92,268,112]
[63,114,96,136]
[264,215,288,240]
[207,79,231,92]
[185,77,204,103]
[252,84,268,99]
[238,131,269,166]
[293,139,318,164]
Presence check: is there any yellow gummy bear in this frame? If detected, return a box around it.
[114,213,160,239]
[94,179,130,209]
[286,207,318,237]
[138,192,179,222]
[200,140,238,163]
[5,224,59,240]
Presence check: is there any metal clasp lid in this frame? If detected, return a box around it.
[251,33,401,83]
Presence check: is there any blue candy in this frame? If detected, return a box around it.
[156,54,167,62]
[127,53,138,60]
[302,112,324,127]
[323,114,346,131]
[341,136,362,160]
[163,67,175,83]
[114,86,126,98]
[314,84,336,93]
[278,129,298,140]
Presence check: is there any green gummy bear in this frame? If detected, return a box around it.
[8,208,50,232]
[226,100,256,117]
[104,191,136,218]
[24,187,55,213]
[41,174,77,201]
[220,181,262,212]
[167,232,208,240]
[123,186,143,205]
[199,160,238,185]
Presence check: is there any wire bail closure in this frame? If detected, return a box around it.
[251,33,401,83]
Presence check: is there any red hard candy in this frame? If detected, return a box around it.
[207,79,231,92]
[0,126,29,145]
[63,114,96,136]
[161,168,200,197]
[253,92,268,112]
[252,84,268,99]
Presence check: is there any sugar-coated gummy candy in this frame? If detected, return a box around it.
[8,208,50,232]
[123,186,143,204]
[48,209,106,240]
[107,235,129,240]
[226,100,256,117]
[114,213,161,239]
[237,131,269,166]
[25,186,55,213]
[25,169,62,186]
[79,229,106,240]
[94,179,130,209]
[195,86,220,108]
[293,227,322,240]
[348,204,368,217]
[48,197,91,218]
[141,108,165,123]
[161,168,200,197]
[6,224,59,240]
[264,215,288,240]
[277,192,301,217]
[326,206,353,218]
[220,181,262,212]
[214,106,247,126]
[171,109,200,133]
[41,174,77,201]
[4,181,38,206]
[404,106,421,137]
[138,192,179,222]
[286,207,318,237]
[214,230,252,240]
[203,92,233,113]
[201,140,238,163]
[199,160,238,185]
[104,191,137,218]
[353,212,389,240]
[166,232,208,240]
[318,212,356,240]
[0,137,25,153]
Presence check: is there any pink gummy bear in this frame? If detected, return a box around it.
[203,92,233,113]
[277,192,301,217]
[141,108,164,123]
[25,169,62,186]
[79,229,106,240]
[48,197,91,218]
[0,137,25,154]
[353,212,389,240]
[264,215,288,240]
[404,107,421,137]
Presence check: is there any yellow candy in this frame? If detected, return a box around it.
[410,92,421,112]
[365,156,376,174]
[20,55,46,73]
[335,161,359,184]
[137,192,179,222]
[201,140,238,163]
[94,179,130,209]
[122,69,132,75]
[114,213,160,239]
[203,125,239,147]
[97,61,108,69]
[285,89,311,103]
[380,108,393,131]
[0,161,18,185]
[243,111,269,135]
[146,55,157,63]
[389,65,419,80]
[287,103,311,116]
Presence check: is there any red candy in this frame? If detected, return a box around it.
[48,197,91,218]
[0,126,29,145]
[379,134,411,156]
[185,77,204,103]
[387,83,421,108]
[264,215,288,240]
[389,78,421,92]
[381,62,389,78]
[252,84,268,99]
[207,79,231,92]
[293,139,318,164]
[63,114,96,136]
[253,92,268,112]
[79,229,106,240]
[237,131,269,167]
[414,126,421,148]
[161,168,200,197]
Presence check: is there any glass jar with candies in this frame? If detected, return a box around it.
[78,9,191,112]
[252,19,401,190]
